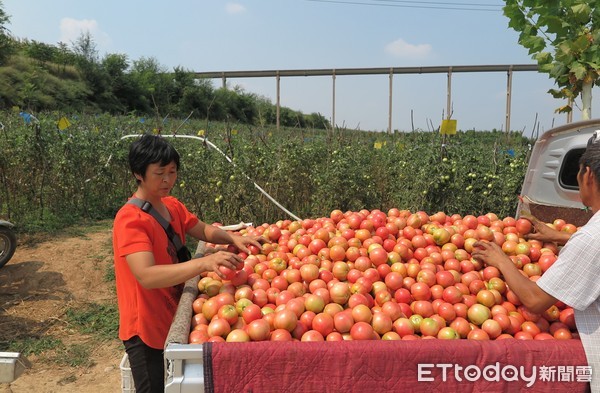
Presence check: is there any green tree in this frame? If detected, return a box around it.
[504,1,600,119]
[55,42,78,71]
[70,32,114,110]
[0,1,7,32]
[24,40,56,64]
[0,0,13,65]
[177,78,215,118]
[71,31,98,64]
[129,56,172,115]
[101,53,134,112]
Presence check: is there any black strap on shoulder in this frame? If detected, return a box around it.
[127,197,185,251]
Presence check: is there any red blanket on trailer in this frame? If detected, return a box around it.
[203,339,590,393]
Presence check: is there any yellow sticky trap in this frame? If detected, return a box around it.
[374,142,383,149]
[231,129,238,135]
[152,128,160,135]
[198,129,205,136]
[11,106,20,112]
[57,117,71,130]
[440,119,457,135]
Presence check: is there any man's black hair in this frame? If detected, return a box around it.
[129,134,180,183]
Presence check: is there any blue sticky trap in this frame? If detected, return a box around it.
[139,118,145,123]
[19,112,32,124]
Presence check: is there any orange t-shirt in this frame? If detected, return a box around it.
[113,195,199,349]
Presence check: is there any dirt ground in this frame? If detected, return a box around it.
[0,222,125,393]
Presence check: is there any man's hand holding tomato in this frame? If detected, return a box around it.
[472,240,557,315]
[521,213,571,245]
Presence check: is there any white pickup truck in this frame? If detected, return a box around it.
[517,118,600,227]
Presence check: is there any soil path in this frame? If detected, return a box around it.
[0,223,124,393]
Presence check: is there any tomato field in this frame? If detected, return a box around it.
[0,110,531,233]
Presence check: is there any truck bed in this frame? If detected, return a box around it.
[164,276,589,393]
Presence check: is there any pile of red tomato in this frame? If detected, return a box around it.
[189,209,578,343]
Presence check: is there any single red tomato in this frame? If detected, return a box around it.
[246,319,271,341]
[270,328,293,341]
[312,312,335,337]
[350,321,375,340]
[515,218,533,236]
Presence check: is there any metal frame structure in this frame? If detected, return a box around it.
[195,64,540,133]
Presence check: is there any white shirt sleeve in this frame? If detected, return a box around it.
[537,229,600,311]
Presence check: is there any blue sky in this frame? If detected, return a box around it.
[4,0,598,134]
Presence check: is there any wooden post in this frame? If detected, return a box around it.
[442,68,453,158]
[505,66,513,133]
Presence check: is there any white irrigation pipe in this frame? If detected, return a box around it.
[120,134,302,221]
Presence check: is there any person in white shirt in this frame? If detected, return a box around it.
[472,137,600,393]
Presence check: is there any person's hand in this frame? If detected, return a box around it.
[471,240,513,270]
[202,247,218,255]
[230,234,267,255]
[202,250,244,279]
[521,213,571,245]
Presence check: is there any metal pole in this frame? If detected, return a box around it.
[388,68,393,133]
[332,70,336,130]
[446,67,452,120]
[196,64,538,79]
[276,71,281,132]
[506,66,513,133]
[221,73,226,89]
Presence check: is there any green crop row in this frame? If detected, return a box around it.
[0,111,531,233]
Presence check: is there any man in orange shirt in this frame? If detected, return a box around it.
[113,134,263,393]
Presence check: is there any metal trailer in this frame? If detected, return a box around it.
[163,244,207,393]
